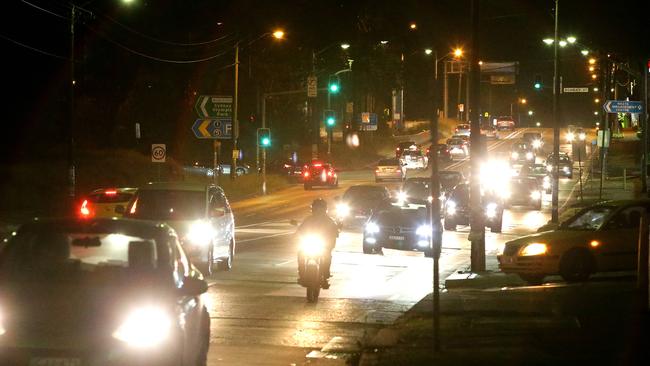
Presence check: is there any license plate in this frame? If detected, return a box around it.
[30,358,82,366]
[389,235,405,241]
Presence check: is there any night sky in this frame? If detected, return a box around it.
[1,0,647,163]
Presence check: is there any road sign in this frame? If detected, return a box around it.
[358,112,378,131]
[597,130,610,148]
[603,100,644,114]
[192,118,232,139]
[563,87,589,93]
[307,76,317,98]
[194,95,233,118]
[151,144,166,163]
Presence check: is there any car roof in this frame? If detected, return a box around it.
[15,217,175,238]
[592,199,650,207]
[138,181,216,192]
[90,187,137,194]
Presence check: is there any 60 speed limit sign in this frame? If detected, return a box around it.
[151,144,166,163]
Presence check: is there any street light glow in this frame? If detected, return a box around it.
[453,48,463,58]
[543,38,554,45]
[272,30,285,39]
[528,110,534,116]
[380,40,388,45]
[121,0,135,4]
[559,40,568,47]
[566,36,577,44]
[588,58,596,65]
[594,98,600,103]
[589,66,595,72]
[593,87,599,92]
[591,74,598,79]
[424,48,433,55]
[520,98,527,104]
[581,49,589,56]
[594,111,599,115]
[409,23,417,30]
[340,43,350,50]
[536,122,541,127]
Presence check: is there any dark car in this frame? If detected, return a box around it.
[395,141,417,158]
[520,163,552,194]
[270,159,305,180]
[302,161,339,190]
[545,152,573,178]
[443,183,504,232]
[0,218,210,366]
[439,170,466,194]
[427,144,452,162]
[335,185,391,227]
[362,204,434,257]
[506,176,542,210]
[400,177,445,209]
[522,132,543,150]
[510,141,535,164]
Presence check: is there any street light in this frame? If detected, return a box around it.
[528,110,534,116]
[543,38,554,45]
[340,43,350,50]
[559,40,568,47]
[581,49,589,56]
[566,36,577,44]
[272,30,285,39]
[409,22,417,30]
[453,48,463,58]
[424,48,433,55]
[588,58,597,65]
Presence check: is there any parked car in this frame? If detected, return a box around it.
[302,160,339,189]
[0,218,211,365]
[124,182,235,276]
[444,183,504,232]
[218,163,251,176]
[335,185,391,227]
[375,158,406,182]
[78,187,137,219]
[395,141,417,158]
[499,199,650,284]
[399,149,428,170]
[545,152,573,178]
[362,203,434,257]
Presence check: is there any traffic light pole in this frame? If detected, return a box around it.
[231,42,240,181]
[551,0,561,223]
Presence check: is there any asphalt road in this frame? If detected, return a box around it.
[204,127,587,365]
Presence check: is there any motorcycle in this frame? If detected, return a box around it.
[297,234,327,303]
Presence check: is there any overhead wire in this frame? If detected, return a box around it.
[21,0,69,20]
[0,33,70,61]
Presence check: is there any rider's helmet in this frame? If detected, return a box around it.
[311,198,327,214]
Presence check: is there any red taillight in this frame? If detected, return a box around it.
[104,189,117,196]
[304,171,310,177]
[375,169,380,173]
[327,171,333,177]
[313,163,322,167]
[79,199,91,218]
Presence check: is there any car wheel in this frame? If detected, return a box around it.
[559,248,595,282]
[236,168,245,176]
[197,245,214,276]
[519,274,545,285]
[362,242,375,254]
[569,174,574,179]
[218,240,234,271]
[304,184,312,190]
[443,219,456,231]
[195,307,210,366]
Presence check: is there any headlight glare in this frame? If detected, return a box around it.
[336,203,350,218]
[485,203,498,218]
[416,225,432,237]
[530,190,542,200]
[113,306,171,348]
[511,152,519,159]
[520,243,548,256]
[186,221,214,245]
[526,152,534,160]
[365,222,380,234]
[300,235,326,256]
[446,200,457,215]
[532,140,542,148]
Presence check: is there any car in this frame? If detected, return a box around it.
[273,159,305,182]
[545,152,573,178]
[78,187,137,219]
[443,183,504,232]
[454,124,471,137]
[399,177,446,211]
[481,124,498,139]
[446,137,469,159]
[124,182,235,276]
[451,134,471,145]
[302,161,339,189]
[496,116,516,131]
[399,149,428,170]
[362,203,434,257]
[519,163,552,193]
[439,170,466,194]
[218,163,251,176]
[510,141,535,164]
[334,185,391,227]
[0,218,211,366]
[427,144,452,162]
[522,132,543,150]
[395,141,417,158]
[498,199,649,284]
[504,176,542,210]
[375,158,406,182]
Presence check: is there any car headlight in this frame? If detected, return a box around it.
[446,200,457,215]
[416,224,432,237]
[500,189,511,199]
[186,221,215,246]
[299,235,326,256]
[542,180,551,189]
[511,152,519,159]
[520,243,548,256]
[526,152,534,160]
[530,190,542,200]
[365,222,380,234]
[113,306,171,348]
[485,202,498,218]
[336,203,350,218]
[397,191,408,204]
[562,166,570,173]
[532,140,542,148]
[546,164,553,172]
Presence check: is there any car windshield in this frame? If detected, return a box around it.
[448,139,464,145]
[127,190,205,220]
[88,192,134,204]
[373,207,428,228]
[522,165,547,175]
[403,181,430,199]
[0,230,161,283]
[449,184,469,205]
[457,125,470,130]
[344,187,385,202]
[398,142,415,149]
[563,206,615,230]
[403,151,422,157]
[439,173,462,190]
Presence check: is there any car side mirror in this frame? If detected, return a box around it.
[179,276,208,296]
[114,205,125,214]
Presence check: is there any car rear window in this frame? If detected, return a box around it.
[127,190,205,220]
[378,159,400,166]
[88,192,133,204]
[448,139,464,145]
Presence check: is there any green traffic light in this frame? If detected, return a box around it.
[261,137,270,146]
[534,82,542,89]
[326,117,335,126]
[329,83,339,93]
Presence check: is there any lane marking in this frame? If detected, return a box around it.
[236,231,293,244]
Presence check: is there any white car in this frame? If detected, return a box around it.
[455,123,471,137]
[400,150,428,170]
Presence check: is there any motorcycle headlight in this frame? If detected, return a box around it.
[300,235,326,256]
[520,243,548,256]
[530,190,542,200]
[526,152,534,160]
[446,200,457,215]
[532,140,542,148]
[186,221,214,246]
[511,152,519,159]
[365,222,380,234]
[416,224,432,237]
[113,306,171,348]
[336,203,350,218]
[485,202,498,218]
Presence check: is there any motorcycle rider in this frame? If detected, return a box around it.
[296,198,339,288]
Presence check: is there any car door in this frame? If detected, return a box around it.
[596,206,644,271]
[207,188,229,257]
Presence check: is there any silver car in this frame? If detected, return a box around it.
[375,158,406,182]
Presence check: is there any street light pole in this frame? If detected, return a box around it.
[551,0,561,223]
[68,4,77,207]
[231,41,240,180]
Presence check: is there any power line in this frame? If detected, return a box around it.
[0,33,69,61]
[21,0,69,20]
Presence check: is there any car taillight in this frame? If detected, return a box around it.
[304,171,310,177]
[104,189,117,196]
[327,171,333,177]
[79,199,91,218]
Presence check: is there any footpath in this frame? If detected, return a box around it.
[357,133,650,366]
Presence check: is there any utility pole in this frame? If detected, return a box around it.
[469,0,485,272]
[444,61,449,119]
[68,4,77,208]
[551,0,561,223]
[311,50,319,159]
[642,59,649,194]
[231,42,240,180]
[458,70,463,120]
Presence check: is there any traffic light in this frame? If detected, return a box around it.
[258,128,271,148]
[534,74,542,90]
[328,76,340,94]
[323,109,336,128]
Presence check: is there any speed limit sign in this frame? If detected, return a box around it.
[151,144,166,163]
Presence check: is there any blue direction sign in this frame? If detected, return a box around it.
[358,112,378,131]
[192,118,232,139]
[603,100,644,114]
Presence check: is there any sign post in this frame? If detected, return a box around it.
[151,144,166,181]
[192,95,233,184]
[603,100,644,114]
